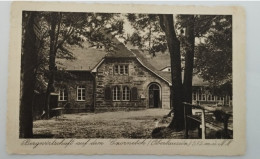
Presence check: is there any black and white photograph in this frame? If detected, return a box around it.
[20,11,233,139]
[7,2,246,155]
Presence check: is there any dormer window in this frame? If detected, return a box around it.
[114,65,128,75]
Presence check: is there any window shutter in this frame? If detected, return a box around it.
[104,87,111,100]
[131,87,138,100]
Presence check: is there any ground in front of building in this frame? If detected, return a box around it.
[33,109,173,138]
[33,109,223,139]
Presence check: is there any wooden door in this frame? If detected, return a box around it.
[149,84,160,108]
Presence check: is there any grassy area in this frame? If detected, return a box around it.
[33,109,180,138]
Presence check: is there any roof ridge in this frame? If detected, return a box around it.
[130,49,172,86]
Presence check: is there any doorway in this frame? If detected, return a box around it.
[148,83,161,108]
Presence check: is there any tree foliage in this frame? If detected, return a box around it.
[126,14,232,130]
[20,11,124,136]
[194,15,232,87]
[20,11,233,136]
[29,12,124,92]
[176,15,232,95]
[30,12,124,118]
[126,14,167,55]
[127,14,184,130]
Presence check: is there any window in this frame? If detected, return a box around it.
[125,65,129,74]
[211,95,215,101]
[198,90,202,101]
[198,93,206,101]
[113,86,120,101]
[59,87,68,101]
[207,94,215,101]
[114,65,128,75]
[120,65,124,74]
[202,94,206,101]
[115,65,119,74]
[131,87,138,100]
[122,86,130,101]
[104,87,111,100]
[217,96,224,101]
[192,92,197,100]
[77,85,86,101]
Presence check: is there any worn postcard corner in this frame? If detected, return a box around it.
[7,1,246,156]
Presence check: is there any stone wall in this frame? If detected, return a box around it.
[95,58,171,111]
[55,71,94,112]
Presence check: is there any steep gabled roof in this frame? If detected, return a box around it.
[56,42,107,71]
[105,43,136,58]
[89,46,172,86]
[57,35,207,87]
[130,49,172,84]
[104,37,136,58]
[130,49,208,86]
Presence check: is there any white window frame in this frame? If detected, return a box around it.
[112,86,120,101]
[124,65,129,74]
[207,94,215,101]
[120,65,124,74]
[59,88,68,101]
[114,65,128,75]
[77,85,86,101]
[201,94,206,101]
[122,86,130,101]
[114,65,119,74]
[211,95,215,101]
[198,92,204,101]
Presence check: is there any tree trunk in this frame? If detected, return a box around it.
[161,15,184,130]
[20,12,38,138]
[45,13,58,119]
[183,15,195,115]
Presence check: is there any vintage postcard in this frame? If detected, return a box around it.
[7,2,246,155]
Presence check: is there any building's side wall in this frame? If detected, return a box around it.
[161,84,171,108]
[192,86,232,106]
[55,72,94,113]
[95,58,171,111]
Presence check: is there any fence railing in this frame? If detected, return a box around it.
[183,102,233,139]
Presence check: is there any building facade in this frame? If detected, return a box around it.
[54,40,232,113]
[55,71,95,112]
[93,56,171,111]
[55,42,172,112]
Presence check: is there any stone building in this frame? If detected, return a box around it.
[55,40,172,112]
[55,71,95,112]
[55,38,232,113]
[92,46,172,111]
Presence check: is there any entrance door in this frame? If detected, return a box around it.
[149,84,160,108]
